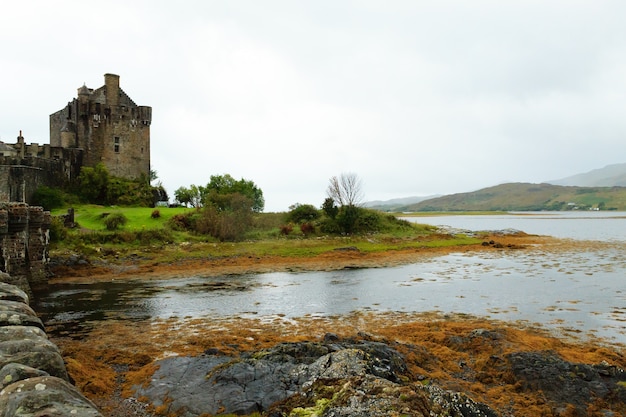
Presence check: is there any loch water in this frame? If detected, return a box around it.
[34,212,626,345]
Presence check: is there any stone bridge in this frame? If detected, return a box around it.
[0,203,102,415]
[0,202,50,294]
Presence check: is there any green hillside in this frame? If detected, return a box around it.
[404,183,626,212]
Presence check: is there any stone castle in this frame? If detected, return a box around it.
[0,73,151,202]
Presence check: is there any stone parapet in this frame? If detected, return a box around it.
[0,279,102,416]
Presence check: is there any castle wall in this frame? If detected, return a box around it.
[0,150,83,203]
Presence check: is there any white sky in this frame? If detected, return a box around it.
[1,1,625,211]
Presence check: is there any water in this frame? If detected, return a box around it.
[34,212,626,345]
[402,211,626,241]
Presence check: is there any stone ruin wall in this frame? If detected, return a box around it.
[0,203,50,294]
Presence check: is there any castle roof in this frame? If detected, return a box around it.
[0,142,16,153]
[77,84,91,96]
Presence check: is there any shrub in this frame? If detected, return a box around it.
[279,224,293,235]
[300,222,315,236]
[196,200,253,241]
[168,212,196,231]
[287,204,321,224]
[48,216,67,242]
[103,212,128,231]
[32,186,65,210]
[354,209,382,232]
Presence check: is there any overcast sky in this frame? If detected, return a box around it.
[1,1,625,211]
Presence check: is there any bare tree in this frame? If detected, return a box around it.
[326,173,364,207]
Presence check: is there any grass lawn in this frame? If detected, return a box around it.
[51,205,194,231]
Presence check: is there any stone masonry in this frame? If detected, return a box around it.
[0,203,50,293]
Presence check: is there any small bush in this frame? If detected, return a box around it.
[103,212,128,231]
[168,212,196,231]
[49,216,67,243]
[300,222,315,236]
[287,204,321,224]
[151,209,161,219]
[279,224,293,235]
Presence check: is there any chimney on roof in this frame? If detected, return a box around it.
[104,73,120,107]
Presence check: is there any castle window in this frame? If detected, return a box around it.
[114,136,120,153]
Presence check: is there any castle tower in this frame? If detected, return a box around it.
[49,74,151,180]
[104,73,119,107]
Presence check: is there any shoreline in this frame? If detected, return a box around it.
[48,233,556,284]
[42,232,626,417]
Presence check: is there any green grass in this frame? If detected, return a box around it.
[52,205,194,231]
[49,204,482,264]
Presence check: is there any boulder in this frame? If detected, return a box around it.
[507,350,626,413]
[0,376,103,417]
[134,337,496,417]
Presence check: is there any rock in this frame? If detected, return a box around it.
[0,325,48,343]
[0,275,31,301]
[0,300,44,330]
[0,376,103,417]
[0,327,68,381]
[134,337,494,417]
[507,350,626,413]
[0,281,29,304]
[0,363,49,389]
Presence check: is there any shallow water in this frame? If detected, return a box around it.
[34,212,626,345]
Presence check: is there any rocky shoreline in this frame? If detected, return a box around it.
[132,332,626,417]
[38,233,626,416]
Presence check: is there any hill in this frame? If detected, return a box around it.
[547,163,626,187]
[404,182,626,212]
[364,195,440,211]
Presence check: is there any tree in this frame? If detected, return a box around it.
[326,173,364,208]
[174,185,204,208]
[77,163,109,204]
[321,198,339,219]
[205,174,264,212]
[32,186,65,210]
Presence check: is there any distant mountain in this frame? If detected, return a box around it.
[406,182,626,212]
[364,195,440,211]
[547,163,626,187]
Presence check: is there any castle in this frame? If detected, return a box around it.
[0,73,151,202]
